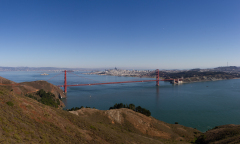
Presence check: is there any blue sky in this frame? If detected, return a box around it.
[1,0,239,69]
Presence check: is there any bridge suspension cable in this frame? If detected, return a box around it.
[46,72,63,81]
[68,72,108,83]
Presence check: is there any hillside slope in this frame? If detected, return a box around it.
[0,76,16,84]
[195,124,240,144]
[20,81,66,99]
[0,77,203,143]
[70,108,202,143]
[0,77,66,107]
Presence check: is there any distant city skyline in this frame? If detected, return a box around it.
[1,0,239,69]
[0,65,238,71]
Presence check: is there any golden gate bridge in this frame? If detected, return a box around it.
[52,69,183,93]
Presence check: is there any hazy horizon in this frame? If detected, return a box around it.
[1,65,239,71]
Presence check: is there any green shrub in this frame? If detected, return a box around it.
[35,89,60,108]
[90,125,97,130]
[6,101,14,106]
[67,106,91,111]
[25,94,38,100]
[25,89,60,108]
[109,103,151,116]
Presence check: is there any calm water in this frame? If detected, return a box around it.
[1,71,240,132]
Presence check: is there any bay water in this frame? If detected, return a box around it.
[1,71,240,132]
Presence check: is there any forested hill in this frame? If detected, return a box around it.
[148,71,239,82]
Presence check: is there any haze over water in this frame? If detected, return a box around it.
[1,71,240,132]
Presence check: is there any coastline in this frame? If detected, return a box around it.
[233,78,240,79]
[83,72,238,84]
[181,78,227,84]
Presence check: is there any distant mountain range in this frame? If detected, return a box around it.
[0,66,240,73]
[0,66,103,71]
[213,66,240,72]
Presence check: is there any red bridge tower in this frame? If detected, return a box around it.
[63,70,73,93]
[156,69,159,86]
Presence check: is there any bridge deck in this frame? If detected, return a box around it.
[57,79,179,87]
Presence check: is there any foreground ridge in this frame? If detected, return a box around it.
[0,77,239,143]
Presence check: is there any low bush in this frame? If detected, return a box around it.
[90,125,97,130]
[37,89,60,108]
[25,94,38,100]
[25,89,61,108]
[6,101,14,106]
[109,103,151,116]
[67,106,91,111]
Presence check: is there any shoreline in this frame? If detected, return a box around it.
[83,73,239,84]
[182,79,227,84]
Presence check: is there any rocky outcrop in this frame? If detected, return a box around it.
[71,108,202,142]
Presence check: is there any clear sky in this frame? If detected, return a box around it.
[0,0,239,69]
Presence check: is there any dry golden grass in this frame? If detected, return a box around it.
[195,124,240,144]
[0,77,203,144]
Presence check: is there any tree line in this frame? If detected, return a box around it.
[109,103,151,116]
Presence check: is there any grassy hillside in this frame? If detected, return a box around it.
[4,77,233,144]
[195,125,240,144]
